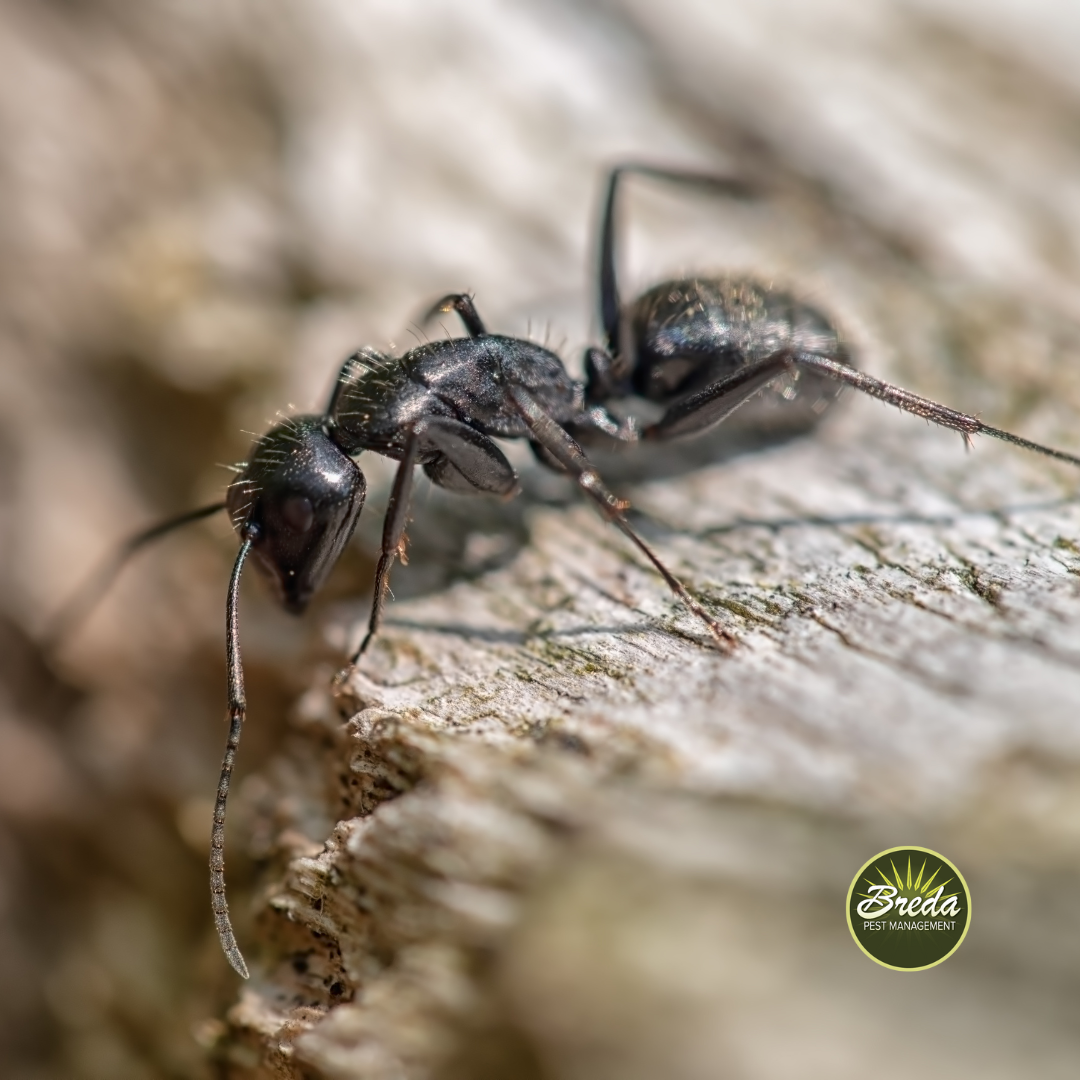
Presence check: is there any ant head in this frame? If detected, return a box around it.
[226,415,366,614]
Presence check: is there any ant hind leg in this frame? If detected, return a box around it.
[642,346,1080,471]
[595,162,757,361]
[349,435,420,664]
[643,355,794,442]
[793,353,1080,468]
[509,383,735,651]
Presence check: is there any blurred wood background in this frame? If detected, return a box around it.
[2,1,1080,1077]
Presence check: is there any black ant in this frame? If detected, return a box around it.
[51,163,1080,979]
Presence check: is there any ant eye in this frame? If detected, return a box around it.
[282,495,315,533]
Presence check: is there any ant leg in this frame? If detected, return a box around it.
[423,293,487,339]
[351,433,420,662]
[645,348,1080,469]
[342,419,514,668]
[596,163,757,360]
[211,534,255,979]
[533,405,639,470]
[44,500,228,650]
[792,354,1080,468]
[509,384,735,651]
[420,416,519,496]
[644,355,794,441]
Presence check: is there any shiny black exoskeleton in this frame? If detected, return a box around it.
[58,162,1080,980]
[589,276,848,432]
[225,416,366,614]
[230,307,648,652]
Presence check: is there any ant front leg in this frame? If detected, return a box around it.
[345,414,520,665]
[351,434,420,663]
[509,384,735,651]
[421,416,519,496]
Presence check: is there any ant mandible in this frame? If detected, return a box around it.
[51,163,1080,978]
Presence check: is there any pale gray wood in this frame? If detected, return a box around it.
[232,394,1080,1078]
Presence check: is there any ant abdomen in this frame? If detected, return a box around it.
[625,276,851,415]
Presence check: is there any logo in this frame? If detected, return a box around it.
[846,846,971,970]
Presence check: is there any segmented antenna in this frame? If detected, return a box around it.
[210,534,255,979]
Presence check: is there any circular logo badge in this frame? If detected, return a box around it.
[846,846,971,970]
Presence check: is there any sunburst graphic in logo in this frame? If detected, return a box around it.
[847,846,971,970]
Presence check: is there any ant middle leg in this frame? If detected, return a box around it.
[509,383,735,651]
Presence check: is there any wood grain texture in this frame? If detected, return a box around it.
[223,202,1080,1079]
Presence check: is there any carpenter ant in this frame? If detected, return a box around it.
[51,163,1080,979]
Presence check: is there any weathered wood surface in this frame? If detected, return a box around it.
[3,2,1080,1078]
[226,401,1080,1078]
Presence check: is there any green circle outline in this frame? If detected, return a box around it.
[845,844,972,971]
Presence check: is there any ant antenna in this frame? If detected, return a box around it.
[43,502,227,650]
[211,533,254,980]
